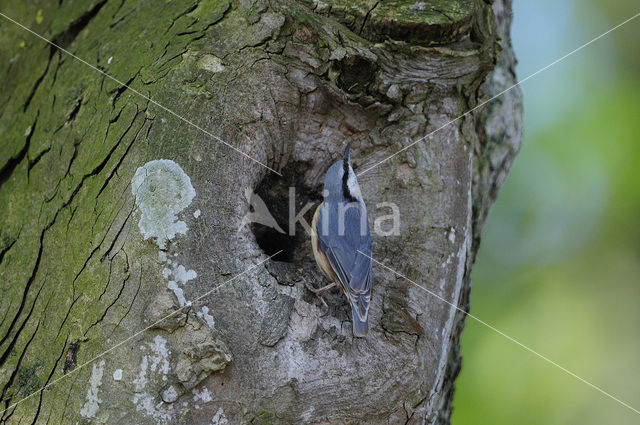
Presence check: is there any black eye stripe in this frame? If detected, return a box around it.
[342,159,349,187]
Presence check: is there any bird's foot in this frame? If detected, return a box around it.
[304,280,337,296]
[316,295,330,317]
[303,281,335,317]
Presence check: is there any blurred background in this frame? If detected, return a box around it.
[453,0,640,424]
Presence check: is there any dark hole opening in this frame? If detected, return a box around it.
[334,55,378,95]
[251,225,298,262]
[250,161,322,264]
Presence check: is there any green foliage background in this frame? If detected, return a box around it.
[453,1,640,423]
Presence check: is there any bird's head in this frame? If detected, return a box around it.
[323,143,363,203]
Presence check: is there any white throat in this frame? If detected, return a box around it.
[346,166,362,200]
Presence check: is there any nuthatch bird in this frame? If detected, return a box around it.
[310,144,372,337]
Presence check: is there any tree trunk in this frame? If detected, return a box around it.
[0,0,521,424]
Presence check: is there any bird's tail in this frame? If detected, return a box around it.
[351,305,369,337]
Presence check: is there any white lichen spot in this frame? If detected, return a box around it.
[193,209,201,218]
[198,54,225,73]
[148,336,170,378]
[132,336,176,423]
[448,227,456,243]
[164,262,196,307]
[197,306,215,328]
[173,265,197,284]
[79,360,105,418]
[162,267,172,279]
[159,251,167,262]
[168,281,187,307]
[133,355,149,391]
[107,56,113,64]
[161,117,167,123]
[133,393,173,422]
[163,385,178,403]
[113,369,123,381]
[410,1,427,10]
[193,387,212,404]
[131,159,195,249]
[211,407,229,425]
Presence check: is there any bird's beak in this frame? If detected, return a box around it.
[343,143,351,164]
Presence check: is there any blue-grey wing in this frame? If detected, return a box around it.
[317,202,372,320]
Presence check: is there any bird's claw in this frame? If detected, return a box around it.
[303,280,331,317]
[317,296,330,317]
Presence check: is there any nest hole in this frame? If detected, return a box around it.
[334,55,378,95]
[251,162,322,264]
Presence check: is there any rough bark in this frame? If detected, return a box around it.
[0,0,521,424]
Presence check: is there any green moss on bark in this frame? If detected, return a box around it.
[0,0,238,422]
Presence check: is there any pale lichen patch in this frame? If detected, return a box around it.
[410,1,427,11]
[198,54,225,73]
[197,306,215,328]
[148,335,171,378]
[162,267,172,279]
[132,336,175,423]
[130,160,200,308]
[168,280,188,307]
[113,369,123,381]
[193,386,212,409]
[211,407,229,424]
[162,385,179,403]
[132,392,173,423]
[79,360,105,418]
[133,355,149,391]
[172,264,197,284]
[131,159,196,249]
[162,260,197,306]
